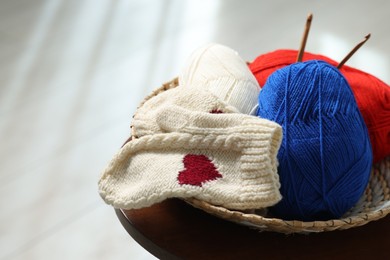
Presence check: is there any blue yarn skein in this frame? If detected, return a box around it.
[257,60,373,221]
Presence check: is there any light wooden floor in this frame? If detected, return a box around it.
[1,0,389,259]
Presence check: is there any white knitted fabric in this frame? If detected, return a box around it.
[99,97,283,210]
[132,86,239,138]
[180,43,260,115]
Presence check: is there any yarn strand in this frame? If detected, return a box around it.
[317,61,328,210]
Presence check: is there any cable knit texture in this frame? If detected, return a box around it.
[132,86,239,138]
[99,104,283,210]
[180,43,260,115]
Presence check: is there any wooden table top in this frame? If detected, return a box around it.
[116,199,390,259]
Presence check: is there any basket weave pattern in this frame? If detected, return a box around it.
[130,78,390,233]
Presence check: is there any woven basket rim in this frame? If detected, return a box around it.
[184,196,390,233]
[130,77,390,233]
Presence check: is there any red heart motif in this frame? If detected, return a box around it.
[249,49,390,163]
[178,154,222,187]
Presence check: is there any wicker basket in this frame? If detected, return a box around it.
[130,78,390,234]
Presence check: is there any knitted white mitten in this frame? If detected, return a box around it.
[180,43,260,115]
[99,104,283,210]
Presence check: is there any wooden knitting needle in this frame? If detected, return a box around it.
[337,33,371,69]
[296,13,313,62]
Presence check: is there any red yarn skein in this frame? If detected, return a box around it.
[249,49,390,163]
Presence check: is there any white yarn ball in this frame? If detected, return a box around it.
[179,43,260,115]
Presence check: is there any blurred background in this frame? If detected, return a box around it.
[0,0,389,259]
